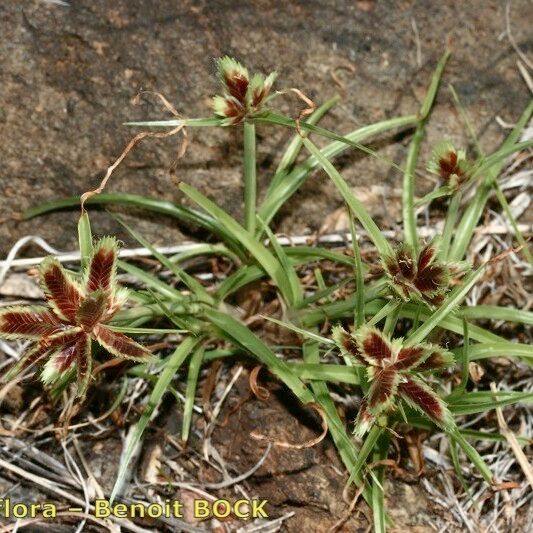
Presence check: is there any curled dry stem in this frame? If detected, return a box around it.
[488,241,529,264]
[490,382,533,490]
[329,62,356,95]
[81,90,189,211]
[277,87,316,135]
[249,365,270,401]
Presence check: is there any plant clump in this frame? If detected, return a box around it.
[5,51,532,529]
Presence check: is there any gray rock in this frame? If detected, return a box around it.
[1,0,530,255]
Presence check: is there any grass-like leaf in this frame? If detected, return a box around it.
[448,429,492,483]
[448,391,533,415]
[243,121,257,234]
[299,278,352,308]
[460,305,533,325]
[440,191,462,259]
[348,209,365,328]
[406,265,485,346]
[371,434,390,533]
[449,436,475,502]
[110,335,202,502]
[302,137,392,257]
[182,343,205,443]
[180,183,296,305]
[274,95,340,176]
[347,425,383,485]
[258,217,303,306]
[115,215,214,305]
[258,114,417,230]
[78,211,93,270]
[261,315,335,345]
[454,319,470,397]
[117,260,185,301]
[286,362,360,384]
[449,99,533,260]
[257,113,406,174]
[216,247,359,301]
[206,307,315,401]
[125,117,224,128]
[106,325,186,335]
[403,49,450,250]
[25,193,244,259]
[452,342,533,361]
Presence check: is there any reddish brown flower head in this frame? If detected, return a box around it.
[224,69,249,103]
[0,237,154,398]
[427,141,471,189]
[334,325,454,437]
[383,241,468,307]
[213,57,277,125]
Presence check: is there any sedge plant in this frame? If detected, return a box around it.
[5,53,532,528]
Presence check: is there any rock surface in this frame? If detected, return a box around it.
[1,0,530,256]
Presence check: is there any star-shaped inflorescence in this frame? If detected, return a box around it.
[383,241,468,307]
[212,56,277,125]
[0,237,154,398]
[333,325,455,437]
